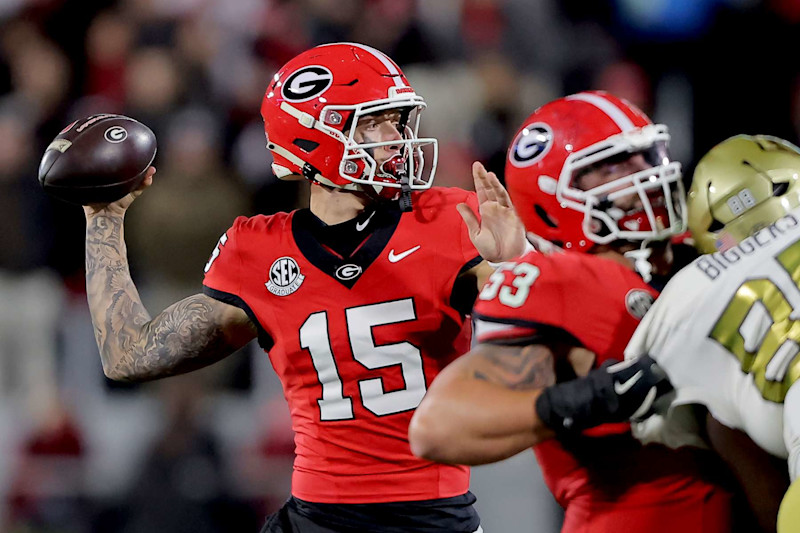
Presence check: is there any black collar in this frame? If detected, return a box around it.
[292,204,403,288]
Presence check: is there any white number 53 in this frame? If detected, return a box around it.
[479,262,540,308]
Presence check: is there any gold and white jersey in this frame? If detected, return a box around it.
[626,208,800,480]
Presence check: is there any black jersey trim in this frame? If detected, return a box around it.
[460,254,483,274]
[292,205,403,289]
[450,255,485,318]
[203,286,274,351]
[472,311,579,347]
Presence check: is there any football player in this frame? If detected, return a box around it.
[82,42,532,533]
[410,91,738,532]
[625,134,800,532]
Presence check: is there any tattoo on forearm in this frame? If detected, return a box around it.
[473,344,556,390]
[85,215,233,381]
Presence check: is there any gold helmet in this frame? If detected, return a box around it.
[688,134,800,253]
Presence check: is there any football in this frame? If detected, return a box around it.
[38,114,157,205]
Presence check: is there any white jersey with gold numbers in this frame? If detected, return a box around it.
[625,207,800,480]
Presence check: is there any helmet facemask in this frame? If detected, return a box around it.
[319,95,438,200]
[558,124,687,247]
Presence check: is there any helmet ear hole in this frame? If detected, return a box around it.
[293,139,320,153]
[534,204,558,228]
[708,217,725,232]
[773,180,790,196]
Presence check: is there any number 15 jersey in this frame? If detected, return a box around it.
[203,188,481,504]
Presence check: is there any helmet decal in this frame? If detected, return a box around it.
[509,123,553,168]
[281,65,333,102]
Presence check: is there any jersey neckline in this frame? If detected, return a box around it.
[292,205,403,288]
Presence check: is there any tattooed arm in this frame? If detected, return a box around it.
[409,342,567,465]
[83,168,257,382]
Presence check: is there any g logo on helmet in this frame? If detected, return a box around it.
[282,66,333,102]
[104,126,128,144]
[509,123,553,168]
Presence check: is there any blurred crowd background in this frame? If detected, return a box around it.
[1,0,799,531]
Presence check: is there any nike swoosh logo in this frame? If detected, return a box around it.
[614,370,643,395]
[356,211,376,232]
[388,245,421,263]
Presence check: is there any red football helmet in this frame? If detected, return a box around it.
[505,91,686,253]
[261,42,437,199]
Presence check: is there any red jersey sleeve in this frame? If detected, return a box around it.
[472,252,573,346]
[201,216,274,349]
[473,251,657,362]
[202,216,246,295]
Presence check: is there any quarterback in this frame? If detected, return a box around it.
[82,42,528,532]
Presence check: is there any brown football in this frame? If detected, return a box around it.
[38,114,157,205]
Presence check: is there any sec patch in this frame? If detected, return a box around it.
[267,256,305,296]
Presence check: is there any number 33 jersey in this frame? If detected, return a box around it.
[202,188,481,504]
[626,210,800,480]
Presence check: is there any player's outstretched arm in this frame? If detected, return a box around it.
[83,168,257,382]
[409,342,558,465]
[410,347,670,465]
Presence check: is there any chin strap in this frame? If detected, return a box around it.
[382,155,413,212]
[398,174,413,212]
[624,244,653,283]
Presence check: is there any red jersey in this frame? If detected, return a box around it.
[203,187,480,504]
[472,251,734,533]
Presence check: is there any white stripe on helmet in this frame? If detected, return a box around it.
[566,92,636,132]
[319,42,404,87]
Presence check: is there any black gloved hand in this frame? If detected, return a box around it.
[535,355,672,434]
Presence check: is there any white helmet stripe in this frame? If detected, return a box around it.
[319,42,404,87]
[566,93,636,132]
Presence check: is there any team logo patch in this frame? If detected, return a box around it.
[266,256,305,296]
[104,126,128,143]
[625,289,654,320]
[281,65,333,102]
[335,263,362,281]
[509,122,553,168]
